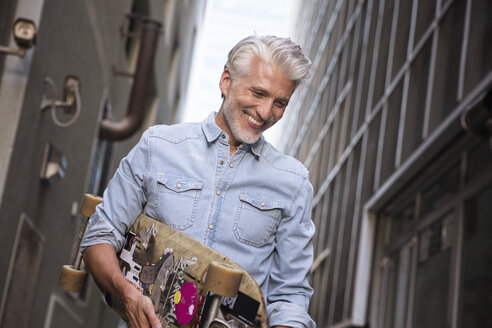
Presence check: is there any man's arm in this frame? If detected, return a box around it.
[267,173,316,327]
[82,243,161,328]
[80,128,156,326]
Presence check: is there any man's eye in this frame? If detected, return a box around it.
[252,90,264,97]
[275,101,287,108]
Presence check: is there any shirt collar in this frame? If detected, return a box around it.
[201,112,222,142]
[250,135,264,157]
[201,111,265,158]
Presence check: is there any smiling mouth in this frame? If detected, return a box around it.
[245,112,263,128]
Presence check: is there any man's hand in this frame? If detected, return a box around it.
[82,243,161,328]
[122,288,161,328]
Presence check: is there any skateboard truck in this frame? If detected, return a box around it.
[202,261,243,328]
[58,194,103,292]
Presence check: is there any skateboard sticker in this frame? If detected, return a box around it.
[120,232,144,292]
[120,229,201,327]
[221,291,260,325]
[160,256,198,325]
[199,291,260,327]
[174,282,198,324]
[139,222,157,249]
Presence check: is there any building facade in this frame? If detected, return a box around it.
[283,0,492,327]
[0,0,205,327]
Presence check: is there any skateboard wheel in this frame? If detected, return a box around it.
[204,261,243,297]
[79,194,103,217]
[59,264,88,292]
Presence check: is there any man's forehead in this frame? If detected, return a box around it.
[237,57,294,90]
[249,56,282,76]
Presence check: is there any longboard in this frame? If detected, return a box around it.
[108,213,268,328]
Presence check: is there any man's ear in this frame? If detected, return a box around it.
[219,68,231,98]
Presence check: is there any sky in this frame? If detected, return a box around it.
[180,0,299,149]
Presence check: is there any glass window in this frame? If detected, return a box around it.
[461,183,492,327]
[379,80,404,184]
[349,12,366,138]
[391,0,412,80]
[428,0,466,133]
[463,0,492,96]
[389,199,416,244]
[371,0,394,110]
[362,111,381,201]
[414,214,455,328]
[335,100,347,162]
[401,38,432,162]
[358,0,381,125]
[414,0,436,48]
[421,163,460,216]
[392,243,414,328]
[466,139,492,183]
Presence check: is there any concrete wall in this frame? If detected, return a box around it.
[0,0,205,327]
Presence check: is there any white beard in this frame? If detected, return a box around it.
[223,103,262,144]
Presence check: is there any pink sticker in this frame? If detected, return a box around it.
[175,282,198,324]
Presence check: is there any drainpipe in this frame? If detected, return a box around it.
[99,18,162,141]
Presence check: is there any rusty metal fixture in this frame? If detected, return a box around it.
[99,18,162,141]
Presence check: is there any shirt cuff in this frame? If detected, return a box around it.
[80,213,124,253]
[267,301,316,328]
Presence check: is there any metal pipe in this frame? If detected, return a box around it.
[99,18,162,141]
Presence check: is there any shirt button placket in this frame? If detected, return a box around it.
[209,188,223,241]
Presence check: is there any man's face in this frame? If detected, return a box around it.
[218,56,295,147]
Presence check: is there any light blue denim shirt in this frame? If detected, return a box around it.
[81,112,316,327]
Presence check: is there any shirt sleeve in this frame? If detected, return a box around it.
[267,173,316,327]
[80,127,152,253]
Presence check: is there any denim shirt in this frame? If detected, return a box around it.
[81,112,316,327]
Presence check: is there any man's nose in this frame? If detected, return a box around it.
[257,99,274,121]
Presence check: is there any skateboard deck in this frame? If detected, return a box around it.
[108,213,268,328]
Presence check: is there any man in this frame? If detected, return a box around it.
[81,35,316,328]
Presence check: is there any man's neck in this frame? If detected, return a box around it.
[229,145,238,157]
[215,109,240,157]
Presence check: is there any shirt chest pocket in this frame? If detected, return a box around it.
[233,193,284,247]
[155,175,204,230]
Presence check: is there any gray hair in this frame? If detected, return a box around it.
[225,35,312,89]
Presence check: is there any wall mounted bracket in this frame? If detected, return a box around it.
[40,76,82,128]
[40,143,67,185]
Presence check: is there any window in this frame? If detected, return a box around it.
[372,136,492,328]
